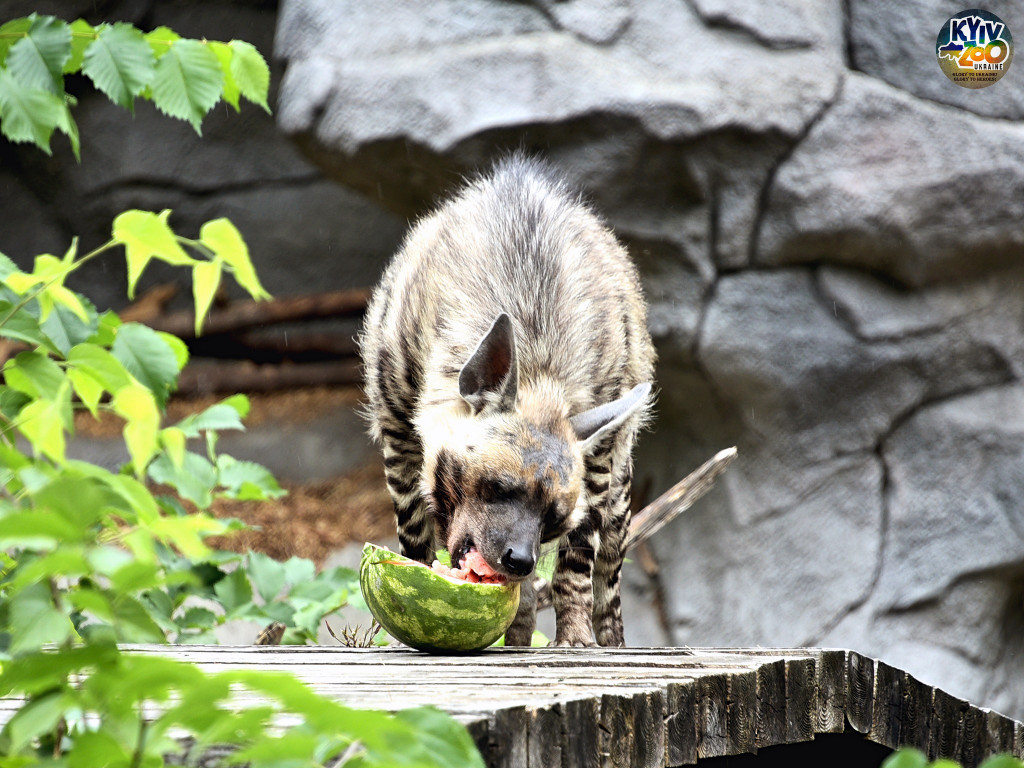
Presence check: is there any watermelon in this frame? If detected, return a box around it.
[359,543,521,653]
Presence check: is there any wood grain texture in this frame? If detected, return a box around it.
[2,646,1021,767]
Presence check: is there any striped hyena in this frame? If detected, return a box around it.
[361,156,655,647]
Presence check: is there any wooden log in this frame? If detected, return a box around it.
[696,674,729,759]
[664,680,698,766]
[489,706,529,768]
[930,688,968,761]
[983,709,1017,758]
[871,661,904,749]
[630,690,666,768]
[527,704,562,768]
[754,659,786,749]
[785,657,816,744]
[600,693,634,768]
[150,287,370,339]
[176,359,360,395]
[815,649,847,734]
[562,697,601,768]
[901,671,934,753]
[846,651,875,734]
[624,447,737,551]
[727,670,757,756]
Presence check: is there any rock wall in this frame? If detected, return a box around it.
[275,0,1024,719]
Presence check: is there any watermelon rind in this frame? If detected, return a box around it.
[359,542,521,653]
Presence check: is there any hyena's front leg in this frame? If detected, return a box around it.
[504,580,536,646]
[552,451,611,646]
[593,457,633,647]
[381,431,433,563]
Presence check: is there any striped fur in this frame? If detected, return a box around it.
[361,156,655,647]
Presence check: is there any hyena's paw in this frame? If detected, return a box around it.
[549,637,597,648]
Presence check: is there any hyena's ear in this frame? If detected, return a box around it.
[459,313,518,414]
[571,382,651,451]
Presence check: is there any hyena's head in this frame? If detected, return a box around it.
[423,313,651,581]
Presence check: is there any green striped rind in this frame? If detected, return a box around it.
[359,543,521,653]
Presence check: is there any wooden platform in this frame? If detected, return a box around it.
[91,645,1024,768]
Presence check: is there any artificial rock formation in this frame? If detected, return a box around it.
[276,0,1024,719]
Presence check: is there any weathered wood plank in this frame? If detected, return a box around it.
[527,703,562,768]
[696,674,729,759]
[631,690,667,768]
[785,657,816,744]
[664,680,698,766]
[727,670,757,756]
[562,697,601,768]
[930,688,968,762]
[2,646,1021,768]
[815,649,847,734]
[847,651,876,734]
[871,661,904,749]
[754,659,786,749]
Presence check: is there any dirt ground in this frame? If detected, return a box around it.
[75,385,396,566]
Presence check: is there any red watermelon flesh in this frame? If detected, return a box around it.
[431,548,506,584]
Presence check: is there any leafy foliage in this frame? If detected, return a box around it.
[0,13,271,156]
[883,749,1023,768]
[0,211,484,766]
[0,16,485,761]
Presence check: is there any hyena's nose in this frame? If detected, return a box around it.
[500,547,536,577]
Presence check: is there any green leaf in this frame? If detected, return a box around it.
[160,426,186,469]
[213,566,253,614]
[192,259,222,335]
[176,401,245,437]
[148,451,216,508]
[0,68,65,154]
[64,19,95,73]
[111,322,179,407]
[0,510,82,549]
[112,383,160,475]
[157,330,190,371]
[216,456,284,501]
[5,14,70,95]
[0,18,32,66]
[66,728,131,768]
[16,398,66,463]
[882,749,929,768]
[144,26,180,59]
[199,218,269,301]
[208,41,239,111]
[40,297,98,356]
[67,342,132,392]
[1,690,70,753]
[151,38,223,133]
[67,368,103,417]
[81,22,155,110]
[0,300,57,352]
[979,756,1024,768]
[179,606,217,630]
[282,557,317,588]
[393,707,487,768]
[246,552,287,604]
[435,549,452,568]
[112,209,192,298]
[9,582,76,654]
[4,350,64,399]
[229,40,270,113]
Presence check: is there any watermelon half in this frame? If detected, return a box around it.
[359,543,521,653]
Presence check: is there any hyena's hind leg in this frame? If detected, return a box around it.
[592,453,634,647]
[380,431,433,563]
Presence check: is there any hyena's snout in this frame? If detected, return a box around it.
[476,514,542,580]
[498,538,537,578]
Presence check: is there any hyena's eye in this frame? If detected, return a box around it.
[478,478,525,505]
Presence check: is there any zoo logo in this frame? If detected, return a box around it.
[936,8,1013,89]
